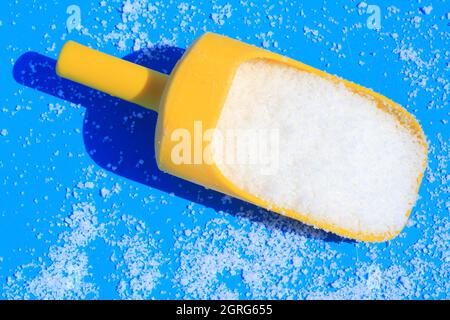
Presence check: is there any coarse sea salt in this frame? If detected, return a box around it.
[211,60,427,238]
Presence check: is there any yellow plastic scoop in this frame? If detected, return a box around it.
[56,32,427,242]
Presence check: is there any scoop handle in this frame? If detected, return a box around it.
[56,41,167,112]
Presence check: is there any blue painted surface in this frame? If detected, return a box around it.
[0,0,448,299]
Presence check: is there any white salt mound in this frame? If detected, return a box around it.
[211,60,426,238]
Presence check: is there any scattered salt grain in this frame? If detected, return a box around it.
[84,182,95,189]
[100,187,110,198]
[420,6,433,15]
[357,2,367,9]
[210,4,232,26]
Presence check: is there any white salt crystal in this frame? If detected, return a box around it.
[100,187,110,198]
[212,60,426,238]
[84,181,95,189]
[293,256,302,267]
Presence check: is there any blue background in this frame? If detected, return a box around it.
[0,0,448,299]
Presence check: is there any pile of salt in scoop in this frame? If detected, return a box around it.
[211,59,427,240]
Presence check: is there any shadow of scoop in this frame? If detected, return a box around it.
[12,46,351,244]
